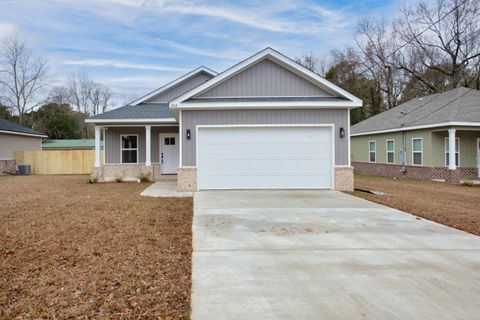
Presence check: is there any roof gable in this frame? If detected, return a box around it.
[0,118,46,137]
[170,48,362,109]
[129,66,217,105]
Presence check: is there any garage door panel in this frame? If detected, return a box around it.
[197,126,333,189]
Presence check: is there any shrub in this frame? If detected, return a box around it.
[136,171,151,182]
[462,179,473,187]
[115,172,125,183]
[89,173,99,184]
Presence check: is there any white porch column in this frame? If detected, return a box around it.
[94,126,101,167]
[448,128,456,170]
[145,125,151,166]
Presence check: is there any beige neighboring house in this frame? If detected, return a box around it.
[0,119,47,174]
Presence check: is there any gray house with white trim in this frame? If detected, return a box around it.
[86,48,362,191]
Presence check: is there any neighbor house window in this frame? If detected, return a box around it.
[412,138,423,165]
[121,135,138,163]
[445,137,460,167]
[386,140,395,164]
[369,141,376,162]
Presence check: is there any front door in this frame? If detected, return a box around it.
[159,133,179,174]
[477,138,480,178]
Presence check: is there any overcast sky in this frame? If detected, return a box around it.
[0,0,415,103]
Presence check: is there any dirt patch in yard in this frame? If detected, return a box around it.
[0,175,192,319]
[350,174,480,236]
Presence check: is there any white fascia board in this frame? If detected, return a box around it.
[85,118,178,124]
[350,121,480,136]
[0,130,47,138]
[176,100,361,110]
[170,47,363,108]
[129,66,217,106]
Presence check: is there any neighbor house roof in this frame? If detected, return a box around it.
[0,118,47,138]
[85,103,176,124]
[42,139,104,149]
[351,87,480,136]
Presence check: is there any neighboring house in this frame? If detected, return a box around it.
[0,118,47,174]
[351,87,480,183]
[86,48,362,191]
[42,139,104,150]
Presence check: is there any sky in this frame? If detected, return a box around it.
[0,0,415,105]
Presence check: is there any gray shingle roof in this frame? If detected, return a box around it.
[0,118,46,136]
[351,87,480,134]
[186,96,349,103]
[88,103,174,120]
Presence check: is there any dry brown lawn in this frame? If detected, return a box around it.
[0,175,193,319]
[351,174,480,236]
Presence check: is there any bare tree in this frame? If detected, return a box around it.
[47,86,71,105]
[0,37,48,124]
[394,0,480,92]
[295,51,330,76]
[68,72,112,115]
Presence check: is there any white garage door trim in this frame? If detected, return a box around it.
[196,124,335,190]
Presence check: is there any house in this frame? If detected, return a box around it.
[86,48,362,191]
[351,87,480,183]
[0,118,47,174]
[42,139,103,150]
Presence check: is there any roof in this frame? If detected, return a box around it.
[128,66,217,106]
[42,139,103,149]
[86,103,176,123]
[351,87,480,135]
[170,47,363,109]
[0,118,47,137]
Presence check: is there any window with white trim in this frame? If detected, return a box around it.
[369,141,376,162]
[121,135,138,163]
[445,137,460,167]
[412,138,422,165]
[386,140,395,164]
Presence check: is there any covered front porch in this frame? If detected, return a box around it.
[92,123,180,182]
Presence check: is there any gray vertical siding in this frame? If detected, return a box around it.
[181,109,349,166]
[197,59,332,98]
[105,126,178,164]
[146,72,213,103]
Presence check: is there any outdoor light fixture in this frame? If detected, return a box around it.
[186,129,191,140]
[339,127,345,138]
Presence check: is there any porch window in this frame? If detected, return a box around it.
[121,134,138,163]
[412,138,422,165]
[369,141,376,163]
[386,140,395,164]
[445,137,460,167]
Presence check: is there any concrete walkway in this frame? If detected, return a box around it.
[192,190,480,319]
[140,180,193,197]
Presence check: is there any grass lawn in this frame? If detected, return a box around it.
[351,174,480,236]
[0,175,192,319]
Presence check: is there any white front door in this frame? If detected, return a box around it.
[159,133,179,174]
[477,138,480,178]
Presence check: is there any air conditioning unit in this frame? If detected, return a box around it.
[17,164,31,175]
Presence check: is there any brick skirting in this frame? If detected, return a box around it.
[352,161,478,183]
[0,159,16,175]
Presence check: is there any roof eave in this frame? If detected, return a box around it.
[85,118,178,124]
[172,100,362,110]
[0,129,47,138]
[351,121,480,136]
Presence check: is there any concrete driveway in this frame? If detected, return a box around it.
[192,190,480,319]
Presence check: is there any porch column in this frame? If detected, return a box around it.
[448,128,456,170]
[94,126,101,167]
[145,125,151,166]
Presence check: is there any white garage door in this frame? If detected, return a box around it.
[197,126,333,189]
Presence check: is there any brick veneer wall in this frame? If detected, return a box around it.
[0,159,16,175]
[352,161,478,183]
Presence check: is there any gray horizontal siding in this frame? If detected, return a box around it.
[181,109,349,166]
[197,59,332,98]
[105,126,178,164]
[146,72,213,103]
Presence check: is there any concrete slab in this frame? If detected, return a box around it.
[140,180,193,198]
[192,190,480,319]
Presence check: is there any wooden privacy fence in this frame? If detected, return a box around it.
[14,150,104,175]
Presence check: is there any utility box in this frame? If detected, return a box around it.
[17,164,31,175]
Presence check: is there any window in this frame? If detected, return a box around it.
[386,140,395,164]
[369,141,376,162]
[445,137,460,167]
[164,137,175,145]
[121,135,138,163]
[412,138,423,165]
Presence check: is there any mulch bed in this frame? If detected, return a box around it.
[350,174,480,236]
[0,175,193,319]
